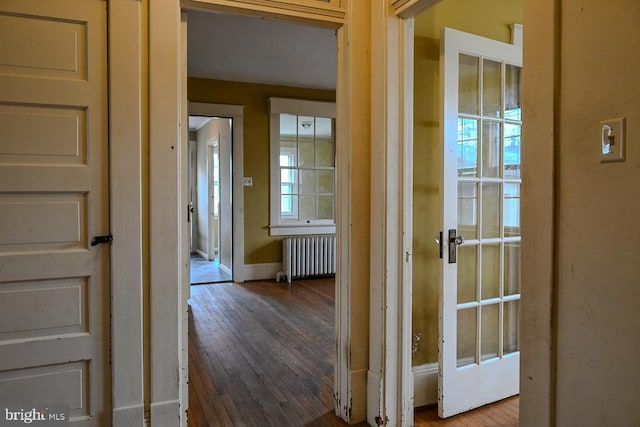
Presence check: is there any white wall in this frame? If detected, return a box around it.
[195,123,210,257]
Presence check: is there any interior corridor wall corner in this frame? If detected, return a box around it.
[368,2,415,426]
[520,0,557,425]
[335,1,372,423]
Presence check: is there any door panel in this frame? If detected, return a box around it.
[0,1,109,425]
[439,27,522,418]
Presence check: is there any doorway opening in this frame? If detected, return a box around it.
[188,115,233,284]
[183,6,338,423]
[410,0,523,419]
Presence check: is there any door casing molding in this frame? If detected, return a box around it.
[109,0,145,424]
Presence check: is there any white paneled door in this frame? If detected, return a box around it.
[439,27,522,418]
[0,1,110,425]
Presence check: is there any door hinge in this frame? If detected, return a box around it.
[91,234,113,246]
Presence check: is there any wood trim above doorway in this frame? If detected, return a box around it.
[182,0,345,28]
[392,0,443,19]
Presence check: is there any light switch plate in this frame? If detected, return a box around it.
[243,177,253,187]
[600,117,626,163]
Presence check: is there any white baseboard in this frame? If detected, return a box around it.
[195,249,208,260]
[243,263,282,281]
[219,263,232,276]
[413,362,438,407]
[112,404,144,427]
[150,399,180,427]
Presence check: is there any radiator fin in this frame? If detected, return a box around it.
[283,235,336,283]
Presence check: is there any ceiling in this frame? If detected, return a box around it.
[187,10,337,91]
[188,115,212,131]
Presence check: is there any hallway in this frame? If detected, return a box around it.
[190,254,232,284]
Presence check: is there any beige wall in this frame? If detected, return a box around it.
[523,0,640,425]
[555,0,640,424]
[188,78,335,265]
[412,0,522,366]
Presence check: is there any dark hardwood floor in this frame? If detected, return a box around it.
[187,278,518,426]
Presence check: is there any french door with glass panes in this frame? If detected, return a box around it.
[439,27,522,418]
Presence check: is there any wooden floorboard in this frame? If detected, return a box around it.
[188,278,519,426]
[414,396,519,426]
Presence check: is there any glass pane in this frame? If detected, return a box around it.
[317,169,334,194]
[458,182,478,240]
[504,123,521,178]
[504,300,520,354]
[504,242,521,296]
[317,195,334,220]
[300,170,316,194]
[504,183,520,236]
[482,120,501,178]
[280,113,297,140]
[457,245,477,304]
[298,115,315,141]
[280,168,298,195]
[481,303,499,362]
[299,142,315,167]
[481,182,501,239]
[481,244,500,300]
[279,150,296,166]
[483,59,502,118]
[459,54,479,115]
[299,195,316,221]
[315,117,333,142]
[505,64,522,121]
[316,142,334,167]
[457,307,477,367]
[281,195,298,219]
[457,118,478,177]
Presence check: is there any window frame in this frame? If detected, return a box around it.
[268,97,336,236]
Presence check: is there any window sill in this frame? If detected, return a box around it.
[269,224,336,236]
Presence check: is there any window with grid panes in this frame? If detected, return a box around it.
[268,98,336,236]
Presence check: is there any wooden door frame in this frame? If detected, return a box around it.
[109,1,145,424]
[367,3,414,425]
[519,0,556,425]
[149,0,360,424]
[189,103,244,281]
[367,2,447,424]
[188,139,197,254]
[387,1,556,426]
